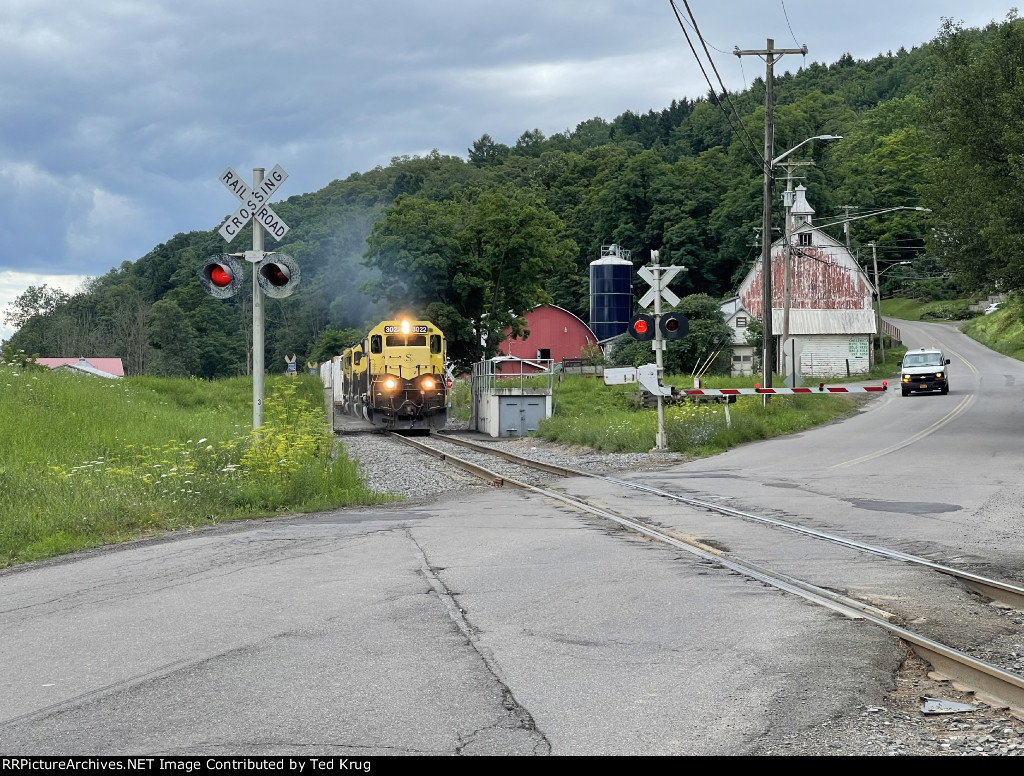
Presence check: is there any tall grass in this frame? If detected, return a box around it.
[961,297,1024,362]
[537,374,874,454]
[0,366,388,568]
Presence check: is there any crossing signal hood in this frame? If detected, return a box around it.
[257,253,301,298]
[628,313,656,341]
[660,312,689,340]
[199,255,244,299]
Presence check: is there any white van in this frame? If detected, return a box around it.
[900,347,950,396]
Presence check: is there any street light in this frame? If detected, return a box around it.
[815,206,932,237]
[771,134,843,167]
[774,135,842,387]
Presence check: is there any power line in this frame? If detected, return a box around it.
[779,0,803,50]
[669,2,732,55]
[667,0,765,167]
[681,0,766,160]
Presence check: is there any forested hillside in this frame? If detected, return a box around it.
[5,14,1022,376]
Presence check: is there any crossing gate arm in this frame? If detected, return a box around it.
[681,384,888,397]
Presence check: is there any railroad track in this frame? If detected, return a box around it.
[387,430,1024,719]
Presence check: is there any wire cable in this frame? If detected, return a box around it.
[780,0,804,51]
[667,0,765,168]
[681,0,766,163]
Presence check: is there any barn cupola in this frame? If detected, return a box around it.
[791,185,814,226]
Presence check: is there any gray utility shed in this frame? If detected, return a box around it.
[470,357,554,438]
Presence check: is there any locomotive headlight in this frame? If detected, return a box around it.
[401,320,411,334]
[383,376,398,391]
[421,376,437,391]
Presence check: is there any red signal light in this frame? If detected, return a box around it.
[209,265,232,287]
[200,255,243,299]
[660,312,689,339]
[262,264,289,286]
[255,253,300,298]
[627,313,655,341]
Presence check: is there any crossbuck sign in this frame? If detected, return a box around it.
[637,263,684,309]
[218,165,290,242]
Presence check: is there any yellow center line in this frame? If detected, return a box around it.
[830,394,974,470]
[940,344,978,374]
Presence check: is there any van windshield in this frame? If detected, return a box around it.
[904,353,944,367]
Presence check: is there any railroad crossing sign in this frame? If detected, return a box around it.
[218,165,290,242]
[637,264,685,309]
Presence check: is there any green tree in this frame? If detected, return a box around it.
[924,13,1024,290]
[309,327,365,363]
[363,189,578,372]
[468,134,511,167]
[608,294,733,375]
[2,285,71,330]
[146,299,200,376]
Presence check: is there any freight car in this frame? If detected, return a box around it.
[329,318,448,431]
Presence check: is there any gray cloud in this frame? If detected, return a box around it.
[0,0,1013,299]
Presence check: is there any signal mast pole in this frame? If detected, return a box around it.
[252,168,266,430]
[652,250,667,451]
[735,39,807,398]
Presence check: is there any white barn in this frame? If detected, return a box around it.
[731,185,877,379]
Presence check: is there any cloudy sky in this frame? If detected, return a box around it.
[0,0,1016,340]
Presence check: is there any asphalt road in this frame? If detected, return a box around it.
[1,319,1020,755]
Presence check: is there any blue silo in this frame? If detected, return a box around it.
[589,244,634,342]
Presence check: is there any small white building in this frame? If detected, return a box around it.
[720,297,756,377]
[731,185,877,379]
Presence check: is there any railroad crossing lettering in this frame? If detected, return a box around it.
[219,165,290,242]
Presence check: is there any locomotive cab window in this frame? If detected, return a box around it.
[370,335,382,353]
[430,334,441,354]
[385,335,427,347]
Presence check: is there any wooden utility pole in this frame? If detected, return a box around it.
[840,205,858,250]
[735,39,806,392]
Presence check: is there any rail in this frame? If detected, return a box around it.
[410,431,1024,717]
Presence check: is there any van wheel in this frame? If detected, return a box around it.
[901,388,909,397]
[941,385,949,395]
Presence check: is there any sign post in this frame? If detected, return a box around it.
[637,251,685,451]
[218,166,291,430]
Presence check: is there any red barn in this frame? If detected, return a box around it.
[499,305,599,366]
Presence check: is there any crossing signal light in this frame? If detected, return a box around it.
[628,313,656,341]
[256,252,301,298]
[199,255,244,299]
[660,312,689,340]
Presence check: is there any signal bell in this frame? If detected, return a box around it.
[199,255,244,299]
[660,312,689,340]
[256,252,301,298]
[627,313,656,342]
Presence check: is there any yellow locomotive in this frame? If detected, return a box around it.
[334,318,448,431]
